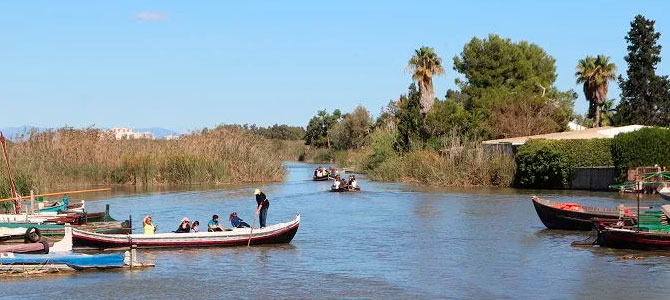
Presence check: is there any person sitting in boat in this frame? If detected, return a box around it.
[190,221,200,233]
[208,214,224,232]
[175,217,191,233]
[229,212,251,228]
[143,215,156,235]
[316,168,323,177]
[349,175,358,188]
[333,176,341,190]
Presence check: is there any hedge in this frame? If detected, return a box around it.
[515,139,613,188]
[611,127,670,181]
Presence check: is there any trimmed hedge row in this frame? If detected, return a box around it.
[611,127,670,181]
[515,139,613,188]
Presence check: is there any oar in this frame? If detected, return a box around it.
[247,214,257,247]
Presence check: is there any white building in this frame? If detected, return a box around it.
[110,127,155,140]
[163,134,181,140]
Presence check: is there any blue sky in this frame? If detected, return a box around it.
[0,1,668,133]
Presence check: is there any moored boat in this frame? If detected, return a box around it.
[660,186,670,202]
[73,215,300,249]
[0,252,126,270]
[531,196,635,230]
[593,206,670,250]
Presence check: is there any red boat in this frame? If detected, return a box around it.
[73,215,300,249]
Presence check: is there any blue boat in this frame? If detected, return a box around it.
[0,252,125,270]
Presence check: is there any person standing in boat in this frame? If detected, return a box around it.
[254,189,270,228]
[143,215,156,235]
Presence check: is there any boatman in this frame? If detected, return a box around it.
[254,189,270,228]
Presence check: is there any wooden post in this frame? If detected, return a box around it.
[130,245,138,269]
[0,133,19,214]
[30,190,34,215]
[129,215,133,234]
[105,204,110,222]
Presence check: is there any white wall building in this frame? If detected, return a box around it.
[110,127,155,140]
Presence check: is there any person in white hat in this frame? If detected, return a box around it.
[254,189,270,228]
[175,217,191,233]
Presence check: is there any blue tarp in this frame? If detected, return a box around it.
[0,253,124,269]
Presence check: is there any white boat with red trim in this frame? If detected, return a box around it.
[73,215,300,249]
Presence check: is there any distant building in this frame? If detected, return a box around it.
[110,127,155,140]
[482,125,647,154]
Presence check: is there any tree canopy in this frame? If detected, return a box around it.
[616,15,670,126]
[408,46,445,114]
[575,55,617,127]
[304,109,342,147]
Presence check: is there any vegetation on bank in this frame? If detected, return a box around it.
[0,126,287,198]
[299,14,670,188]
[611,127,670,181]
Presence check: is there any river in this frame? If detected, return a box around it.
[1,162,669,299]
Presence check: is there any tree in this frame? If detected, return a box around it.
[408,46,445,114]
[453,34,557,100]
[395,84,425,152]
[575,55,617,127]
[304,109,342,147]
[424,99,469,137]
[330,106,372,150]
[599,99,616,126]
[616,15,670,126]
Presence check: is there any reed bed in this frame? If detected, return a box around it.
[360,134,516,187]
[0,127,285,197]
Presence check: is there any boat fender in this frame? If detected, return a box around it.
[40,240,50,254]
[24,227,42,243]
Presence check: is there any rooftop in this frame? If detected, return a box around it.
[482,125,647,146]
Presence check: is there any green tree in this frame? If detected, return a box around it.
[408,46,445,114]
[330,106,372,150]
[304,109,342,147]
[616,15,670,126]
[575,55,617,127]
[424,98,469,137]
[453,34,557,100]
[395,84,425,152]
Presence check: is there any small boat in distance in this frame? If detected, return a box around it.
[330,186,361,192]
[73,215,300,249]
[313,175,331,181]
[531,196,637,230]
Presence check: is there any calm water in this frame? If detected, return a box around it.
[2,162,670,299]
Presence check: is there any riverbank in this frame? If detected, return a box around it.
[0,127,287,197]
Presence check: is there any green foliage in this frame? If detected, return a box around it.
[515,139,613,188]
[395,84,426,152]
[424,99,469,137]
[616,15,670,126]
[453,34,557,99]
[408,46,445,113]
[304,109,342,147]
[575,55,617,127]
[330,106,372,150]
[213,124,305,140]
[362,129,398,171]
[611,127,670,180]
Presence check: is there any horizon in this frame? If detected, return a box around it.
[1,1,669,132]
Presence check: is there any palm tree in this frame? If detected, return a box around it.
[575,55,617,127]
[408,46,445,114]
[599,99,616,126]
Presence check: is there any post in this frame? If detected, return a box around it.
[129,215,133,234]
[105,204,110,222]
[30,190,34,215]
[636,180,642,230]
[130,245,138,269]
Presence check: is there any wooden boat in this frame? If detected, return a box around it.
[0,225,73,254]
[330,186,361,192]
[313,175,331,181]
[0,252,125,270]
[531,196,634,230]
[0,226,42,242]
[73,215,300,249]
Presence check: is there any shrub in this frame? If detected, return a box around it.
[611,127,670,180]
[515,139,613,188]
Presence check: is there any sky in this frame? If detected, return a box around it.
[0,1,669,133]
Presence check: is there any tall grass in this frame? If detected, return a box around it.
[0,127,285,196]
[358,132,516,187]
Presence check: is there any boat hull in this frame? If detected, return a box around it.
[532,197,620,230]
[597,227,670,250]
[73,215,300,249]
[313,176,331,181]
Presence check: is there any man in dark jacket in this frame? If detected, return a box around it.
[254,189,270,228]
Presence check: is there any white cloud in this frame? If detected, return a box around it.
[133,12,168,22]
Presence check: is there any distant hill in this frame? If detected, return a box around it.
[134,128,179,139]
[1,126,179,140]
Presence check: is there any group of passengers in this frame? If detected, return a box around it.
[314,167,332,178]
[142,188,271,235]
[332,175,358,190]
